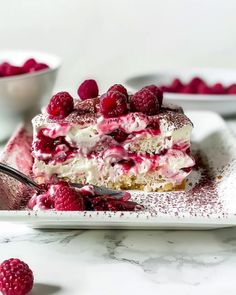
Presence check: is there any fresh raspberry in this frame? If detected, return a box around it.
[77,79,99,100]
[160,86,172,92]
[170,78,184,92]
[212,83,226,94]
[197,83,213,94]
[32,63,49,72]
[54,185,85,211]
[227,84,236,94]
[188,77,204,90]
[130,89,160,115]
[180,85,194,94]
[108,84,128,99]
[142,85,163,105]
[0,258,34,295]
[100,91,128,117]
[46,91,74,119]
[109,129,128,142]
[22,58,37,73]
[0,63,23,77]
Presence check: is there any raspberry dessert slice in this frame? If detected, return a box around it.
[31,81,194,192]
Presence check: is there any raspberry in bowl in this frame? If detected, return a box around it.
[0,50,61,139]
[125,69,236,115]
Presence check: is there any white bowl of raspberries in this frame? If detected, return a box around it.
[125,68,236,116]
[0,50,61,118]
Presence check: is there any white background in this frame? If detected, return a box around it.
[1,0,236,91]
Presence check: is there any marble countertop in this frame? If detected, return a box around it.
[1,224,236,295]
[0,117,236,295]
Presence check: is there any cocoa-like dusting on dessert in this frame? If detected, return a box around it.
[94,102,191,131]
[74,97,100,114]
[161,103,184,113]
[131,149,223,218]
[144,103,191,131]
[64,111,99,127]
[34,100,191,132]
[158,109,193,130]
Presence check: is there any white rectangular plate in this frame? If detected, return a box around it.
[1,111,236,229]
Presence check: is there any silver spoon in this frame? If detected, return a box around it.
[0,162,125,197]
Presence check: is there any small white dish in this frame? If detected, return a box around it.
[0,111,236,229]
[125,69,236,116]
[0,50,61,139]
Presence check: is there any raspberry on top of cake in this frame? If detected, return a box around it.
[31,79,195,192]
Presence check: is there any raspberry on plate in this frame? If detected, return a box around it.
[77,79,99,100]
[197,83,213,94]
[180,85,195,94]
[46,91,74,119]
[130,88,160,115]
[100,91,128,118]
[188,77,204,91]
[54,184,85,211]
[212,83,226,94]
[170,78,184,93]
[108,84,129,99]
[227,84,236,94]
[0,258,34,295]
[142,85,163,105]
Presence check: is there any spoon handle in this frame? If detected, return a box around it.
[0,162,43,193]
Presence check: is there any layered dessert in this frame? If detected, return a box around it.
[31,80,195,192]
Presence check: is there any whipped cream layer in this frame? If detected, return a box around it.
[32,103,195,191]
[33,147,194,190]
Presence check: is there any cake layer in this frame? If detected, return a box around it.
[33,149,194,191]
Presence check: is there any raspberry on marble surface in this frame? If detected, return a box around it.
[0,258,34,295]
